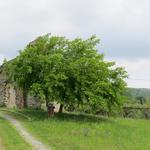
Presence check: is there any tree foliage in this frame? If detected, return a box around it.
[5,34,128,113]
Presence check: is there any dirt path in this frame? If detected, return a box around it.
[0,137,5,150]
[0,113,50,150]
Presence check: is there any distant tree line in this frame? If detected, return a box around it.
[125,88,150,106]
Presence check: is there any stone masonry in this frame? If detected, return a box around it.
[0,65,41,109]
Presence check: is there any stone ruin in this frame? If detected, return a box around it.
[0,65,41,109]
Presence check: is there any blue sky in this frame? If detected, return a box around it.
[0,0,150,88]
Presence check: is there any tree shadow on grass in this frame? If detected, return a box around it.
[54,112,111,124]
[17,109,112,124]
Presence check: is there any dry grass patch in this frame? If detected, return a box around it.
[0,137,5,150]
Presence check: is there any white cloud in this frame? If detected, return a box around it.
[108,58,150,88]
[0,0,150,88]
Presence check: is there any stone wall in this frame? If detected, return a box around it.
[0,65,41,109]
[0,81,5,106]
[26,94,41,109]
[5,83,17,108]
[0,81,24,108]
[0,66,7,106]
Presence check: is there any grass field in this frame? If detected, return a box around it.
[0,116,32,150]
[3,109,150,150]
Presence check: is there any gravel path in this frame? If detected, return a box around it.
[0,113,50,150]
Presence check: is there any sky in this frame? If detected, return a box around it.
[0,0,150,88]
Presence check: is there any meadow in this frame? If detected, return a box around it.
[1,109,150,150]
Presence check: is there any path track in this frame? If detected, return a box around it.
[0,113,50,150]
[0,137,4,150]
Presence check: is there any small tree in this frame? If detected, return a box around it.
[5,34,127,113]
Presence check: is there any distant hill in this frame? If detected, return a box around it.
[125,88,150,100]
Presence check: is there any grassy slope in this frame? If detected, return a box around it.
[0,116,32,150]
[6,109,150,150]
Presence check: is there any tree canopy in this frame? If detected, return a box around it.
[5,34,128,113]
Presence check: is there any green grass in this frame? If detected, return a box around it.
[4,108,150,150]
[0,116,33,150]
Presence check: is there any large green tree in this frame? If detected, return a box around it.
[5,34,127,113]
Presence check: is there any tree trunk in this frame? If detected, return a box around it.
[59,104,64,113]
[46,100,49,107]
